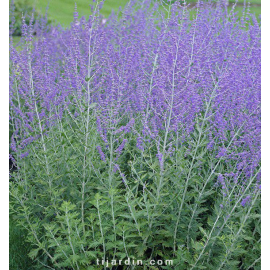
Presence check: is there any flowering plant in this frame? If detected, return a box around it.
[9,0,260,269]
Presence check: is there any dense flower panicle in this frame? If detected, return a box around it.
[136,136,144,151]
[115,139,128,155]
[19,151,29,159]
[156,152,164,171]
[114,118,135,134]
[10,0,260,193]
[241,195,251,207]
[96,145,106,162]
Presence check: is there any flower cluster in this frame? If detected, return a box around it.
[10,0,260,181]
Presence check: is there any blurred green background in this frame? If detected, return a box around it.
[20,0,261,27]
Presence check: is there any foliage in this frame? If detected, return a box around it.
[9,0,51,36]
[9,0,261,269]
[9,217,33,270]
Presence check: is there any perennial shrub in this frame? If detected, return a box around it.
[9,0,261,269]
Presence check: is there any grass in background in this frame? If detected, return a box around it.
[27,0,260,26]
[28,0,129,26]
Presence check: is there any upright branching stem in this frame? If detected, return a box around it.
[217,191,260,270]
[64,206,80,270]
[191,169,260,269]
[187,107,259,239]
[173,39,215,253]
[145,3,172,116]
[81,0,100,233]
[28,46,50,178]
[96,196,106,264]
